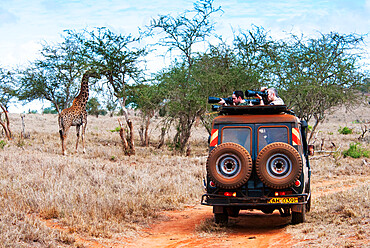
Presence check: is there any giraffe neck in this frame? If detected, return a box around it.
[75,73,90,107]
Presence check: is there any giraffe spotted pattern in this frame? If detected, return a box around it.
[58,70,99,155]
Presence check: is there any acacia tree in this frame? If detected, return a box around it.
[149,0,221,153]
[0,68,15,139]
[128,83,164,146]
[233,26,276,89]
[67,28,146,116]
[266,32,366,142]
[17,37,87,113]
[66,27,147,155]
[0,68,16,110]
[190,42,249,134]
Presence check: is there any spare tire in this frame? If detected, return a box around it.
[256,142,302,189]
[206,142,252,189]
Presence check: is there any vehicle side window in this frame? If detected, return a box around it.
[258,126,288,152]
[222,127,251,153]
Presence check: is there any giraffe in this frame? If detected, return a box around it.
[58,70,99,155]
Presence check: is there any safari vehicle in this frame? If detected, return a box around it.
[201,103,312,225]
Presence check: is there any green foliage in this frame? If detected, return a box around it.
[351,120,361,124]
[42,107,58,114]
[86,97,107,117]
[5,2,367,155]
[342,143,369,158]
[0,140,6,149]
[66,27,146,100]
[17,36,88,112]
[272,33,365,124]
[0,68,17,109]
[338,126,353,135]
[109,127,121,133]
[149,0,222,152]
[28,109,38,114]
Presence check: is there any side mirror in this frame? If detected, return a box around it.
[308,145,314,156]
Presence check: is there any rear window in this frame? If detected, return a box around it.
[258,126,288,152]
[222,127,251,152]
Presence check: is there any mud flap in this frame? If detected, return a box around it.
[213,206,224,214]
[291,204,304,213]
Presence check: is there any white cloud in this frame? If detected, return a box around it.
[0,0,368,69]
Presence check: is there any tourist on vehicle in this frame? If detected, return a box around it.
[219,90,248,106]
[257,87,284,105]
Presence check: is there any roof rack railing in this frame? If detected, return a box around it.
[214,105,295,115]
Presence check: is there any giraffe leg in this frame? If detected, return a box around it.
[59,129,68,156]
[75,125,80,153]
[81,121,87,153]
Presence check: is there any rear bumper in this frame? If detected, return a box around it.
[201,192,309,207]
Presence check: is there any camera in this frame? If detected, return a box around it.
[245,99,261,105]
[245,90,268,97]
[208,97,233,105]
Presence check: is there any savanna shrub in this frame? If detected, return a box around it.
[342,143,369,158]
[338,126,353,135]
[0,140,6,149]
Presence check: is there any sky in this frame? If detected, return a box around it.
[1,0,369,112]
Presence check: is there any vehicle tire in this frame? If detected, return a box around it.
[227,207,240,217]
[261,207,275,214]
[214,213,228,225]
[291,204,306,224]
[206,143,253,189]
[256,142,302,189]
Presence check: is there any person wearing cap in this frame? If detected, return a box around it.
[257,87,284,105]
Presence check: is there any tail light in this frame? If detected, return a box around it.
[224,192,237,197]
[274,191,293,196]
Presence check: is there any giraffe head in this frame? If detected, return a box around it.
[84,69,101,79]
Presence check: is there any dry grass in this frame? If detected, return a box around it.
[286,105,370,248]
[0,104,369,247]
[195,218,229,237]
[1,112,207,246]
[287,183,369,248]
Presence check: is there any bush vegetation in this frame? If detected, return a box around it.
[342,142,369,158]
[0,139,6,149]
[338,126,353,135]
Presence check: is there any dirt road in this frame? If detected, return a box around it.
[53,204,294,248]
[44,177,361,248]
[124,205,294,248]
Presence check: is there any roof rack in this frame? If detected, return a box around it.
[214,105,294,115]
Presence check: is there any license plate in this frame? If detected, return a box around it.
[268,197,298,204]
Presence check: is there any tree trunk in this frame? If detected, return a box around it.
[0,103,12,140]
[139,126,144,146]
[157,127,166,149]
[308,118,321,144]
[144,114,151,147]
[139,113,152,147]
[117,98,135,156]
[127,119,135,154]
[173,114,194,153]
